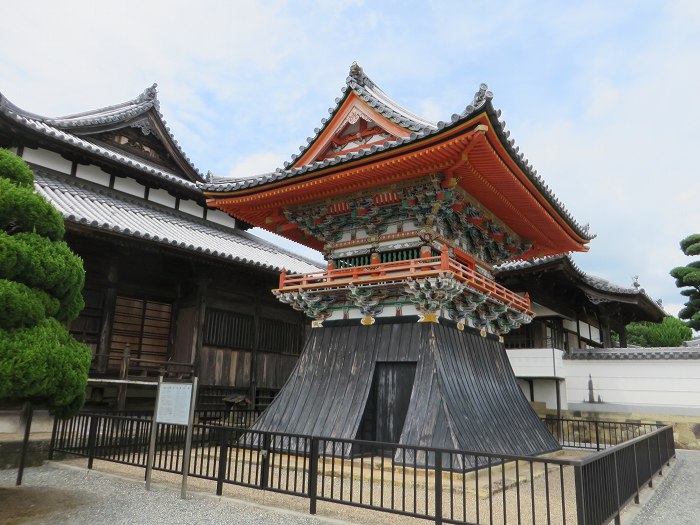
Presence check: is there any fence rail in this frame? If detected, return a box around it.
[50,413,675,525]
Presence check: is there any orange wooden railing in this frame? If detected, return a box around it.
[277,253,531,314]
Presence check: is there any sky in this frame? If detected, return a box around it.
[2,0,699,316]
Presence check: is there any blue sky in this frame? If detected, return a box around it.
[3,1,699,316]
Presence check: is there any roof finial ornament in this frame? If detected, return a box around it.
[632,275,640,290]
[470,83,493,110]
[348,61,372,88]
[349,61,363,77]
[137,83,159,105]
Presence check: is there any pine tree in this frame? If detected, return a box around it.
[0,148,91,417]
[670,234,700,331]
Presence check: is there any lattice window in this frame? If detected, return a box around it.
[258,318,304,355]
[69,287,104,356]
[203,309,254,349]
[109,297,172,368]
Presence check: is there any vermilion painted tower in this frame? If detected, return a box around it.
[202,64,592,461]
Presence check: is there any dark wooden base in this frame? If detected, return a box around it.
[253,320,560,466]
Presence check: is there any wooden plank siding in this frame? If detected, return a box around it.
[252,320,559,464]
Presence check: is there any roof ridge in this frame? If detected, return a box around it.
[285,62,436,169]
[0,85,205,181]
[49,84,158,123]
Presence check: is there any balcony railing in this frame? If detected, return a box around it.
[278,252,532,314]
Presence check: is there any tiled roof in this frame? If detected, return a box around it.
[201,64,592,242]
[496,254,666,316]
[34,169,323,275]
[566,348,700,360]
[0,85,203,188]
[497,255,641,294]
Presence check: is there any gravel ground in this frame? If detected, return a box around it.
[627,449,700,525]
[0,463,349,525]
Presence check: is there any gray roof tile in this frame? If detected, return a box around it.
[34,170,323,275]
[566,348,700,360]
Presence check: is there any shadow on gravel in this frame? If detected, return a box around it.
[0,486,88,525]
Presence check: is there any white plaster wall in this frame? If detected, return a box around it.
[75,163,110,186]
[207,209,236,229]
[179,199,204,218]
[506,348,565,378]
[22,147,72,174]
[563,358,700,415]
[148,187,176,208]
[113,177,145,198]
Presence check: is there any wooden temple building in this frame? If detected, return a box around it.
[202,64,594,459]
[496,255,666,351]
[0,85,321,408]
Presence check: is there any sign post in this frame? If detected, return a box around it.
[145,375,163,491]
[180,376,198,499]
[145,376,198,498]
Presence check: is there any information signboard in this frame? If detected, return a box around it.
[155,383,192,426]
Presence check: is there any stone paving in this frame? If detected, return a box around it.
[625,449,700,525]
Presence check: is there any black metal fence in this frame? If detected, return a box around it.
[49,413,675,525]
[540,417,659,451]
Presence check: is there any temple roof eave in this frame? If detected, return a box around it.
[201,78,593,246]
[203,115,590,255]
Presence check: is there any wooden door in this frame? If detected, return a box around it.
[374,362,416,444]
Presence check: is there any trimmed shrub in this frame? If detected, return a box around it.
[0,148,90,417]
[0,178,65,241]
[0,148,33,188]
[0,319,92,417]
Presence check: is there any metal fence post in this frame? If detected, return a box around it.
[48,413,58,461]
[574,464,587,525]
[87,415,99,470]
[656,434,663,476]
[309,437,319,515]
[434,451,443,525]
[646,439,653,488]
[594,421,600,451]
[216,428,229,496]
[632,443,640,504]
[613,451,621,525]
[260,433,270,490]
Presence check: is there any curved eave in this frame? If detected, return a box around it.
[205,114,589,256]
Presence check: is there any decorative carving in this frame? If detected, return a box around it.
[275,291,335,322]
[347,284,387,326]
[403,273,463,321]
[131,118,154,136]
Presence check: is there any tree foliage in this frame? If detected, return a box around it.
[626,316,692,347]
[0,148,91,417]
[671,233,700,330]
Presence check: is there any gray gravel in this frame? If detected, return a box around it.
[0,463,348,525]
[628,449,700,525]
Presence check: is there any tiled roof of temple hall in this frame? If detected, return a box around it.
[34,169,322,275]
[0,85,204,188]
[200,64,594,243]
[496,254,666,315]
